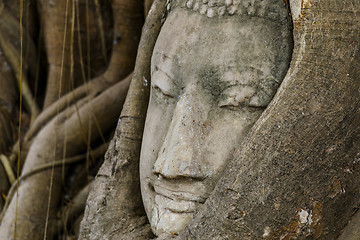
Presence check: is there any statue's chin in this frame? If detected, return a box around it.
[150,204,194,236]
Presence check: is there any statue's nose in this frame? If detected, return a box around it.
[153,90,207,179]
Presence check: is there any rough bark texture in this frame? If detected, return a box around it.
[177,0,360,239]
[338,209,360,240]
[79,1,165,239]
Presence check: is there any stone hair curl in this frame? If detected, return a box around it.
[165,0,288,22]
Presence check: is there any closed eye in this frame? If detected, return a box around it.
[151,66,177,100]
[152,84,175,99]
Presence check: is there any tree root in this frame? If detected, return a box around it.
[0,18,18,212]
[0,5,40,122]
[57,181,94,235]
[0,155,15,185]
[79,0,165,238]
[0,74,130,240]
[0,142,108,223]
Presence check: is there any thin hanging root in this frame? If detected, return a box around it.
[0,40,40,123]
[94,0,107,64]
[0,142,108,223]
[0,155,15,185]
[8,140,19,167]
[0,9,40,123]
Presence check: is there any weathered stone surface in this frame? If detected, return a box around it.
[140,0,291,235]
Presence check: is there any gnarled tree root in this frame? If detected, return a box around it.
[79,0,165,239]
[0,75,130,240]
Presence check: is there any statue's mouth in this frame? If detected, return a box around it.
[152,181,207,203]
[154,194,197,213]
[149,181,207,214]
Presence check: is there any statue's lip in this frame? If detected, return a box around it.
[155,194,197,213]
[152,182,207,204]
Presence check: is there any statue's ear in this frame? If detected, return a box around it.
[181,0,360,239]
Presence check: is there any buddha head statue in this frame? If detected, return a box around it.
[139,0,292,236]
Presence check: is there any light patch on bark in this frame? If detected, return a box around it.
[302,0,312,9]
[297,209,312,225]
[262,226,271,237]
[289,0,301,20]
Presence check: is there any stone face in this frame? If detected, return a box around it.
[139,1,291,236]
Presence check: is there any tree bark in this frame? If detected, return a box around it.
[177,0,360,239]
[79,1,165,239]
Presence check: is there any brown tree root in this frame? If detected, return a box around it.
[0,142,108,223]
[0,75,130,240]
[41,0,79,108]
[22,0,145,146]
[56,181,94,236]
[25,74,119,143]
[7,0,144,173]
[0,155,15,184]
[0,107,15,211]
[41,0,142,108]
[0,31,17,211]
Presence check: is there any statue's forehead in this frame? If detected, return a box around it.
[156,0,289,61]
[154,11,280,67]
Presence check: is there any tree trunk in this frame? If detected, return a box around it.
[178,0,360,239]
[79,0,165,239]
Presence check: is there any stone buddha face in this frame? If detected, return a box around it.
[140,1,290,236]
